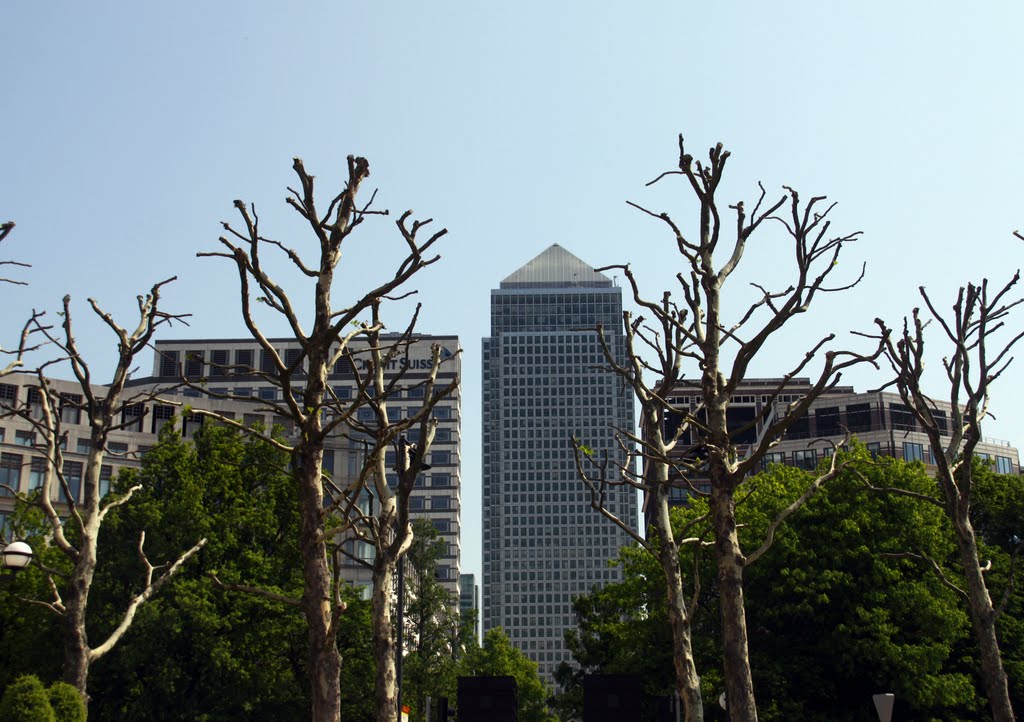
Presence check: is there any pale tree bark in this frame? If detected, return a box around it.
[196,156,454,722]
[874,271,1022,722]
[574,136,881,722]
[0,283,205,708]
[318,311,458,722]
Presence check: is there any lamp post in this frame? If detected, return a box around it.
[1,540,34,577]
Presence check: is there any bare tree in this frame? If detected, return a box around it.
[327,315,457,722]
[573,137,881,722]
[872,267,1022,722]
[0,221,28,286]
[196,156,452,722]
[0,221,44,376]
[0,283,205,706]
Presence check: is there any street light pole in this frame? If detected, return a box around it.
[0,540,34,584]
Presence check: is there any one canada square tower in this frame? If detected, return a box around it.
[481,244,638,680]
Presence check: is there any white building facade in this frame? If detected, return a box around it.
[0,333,463,596]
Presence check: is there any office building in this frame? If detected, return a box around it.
[482,244,638,680]
[0,333,463,597]
[646,377,1021,528]
[459,573,479,642]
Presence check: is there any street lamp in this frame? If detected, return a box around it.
[1,540,33,572]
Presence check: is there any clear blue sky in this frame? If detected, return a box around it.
[4,2,1024,583]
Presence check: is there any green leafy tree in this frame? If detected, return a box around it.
[460,628,556,722]
[84,423,309,721]
[971,464,1024,713]
[0,675,55,722]
[402,520,461,721]
[558,453,989,721]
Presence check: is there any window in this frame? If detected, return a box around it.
[184,351,204,378]
[763,451,786,467]
[890,403,915,431]
[284,348,303,367]
[107,441,129,455]
[333,357,353,376]
[793,449,817,471]
[260,350,277,373]
[29,458,46,489]
[58,393,80,421]
[159,350,179,378]
[407,386,426,399]
[409,497,424,511]
[151,404,176,434]
[99,465,113,497]
[60,460,83,503]
[845,402,872,432]
[259,387,277,401]
[0,428,4,443]
[26,388,43,419]
[903,442,924,463]
[996,456,1014,474]
[356,407,375,422]
[431,473,452,487]
[431,496,451,510]
[233,387,252,398]
[866,442,881,459]
[815,407,840,436]
[434,428,452,443]
[233,348,254,371]
[76,439,92,454]
[0,453,22,495]
[209,349,230,377]
[431,450,451,466]
[14,430,35,447]
[331,386,352,400]
[122,403,144,432]
[0,383,18,404]
[434,406,451,420]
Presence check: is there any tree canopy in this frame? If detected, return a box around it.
[556,452,1020,721]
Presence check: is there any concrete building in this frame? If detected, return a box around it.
[481,244,638,680]
[0,333,464,596]
[645,377,1021,528]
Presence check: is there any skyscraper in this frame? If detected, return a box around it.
[481,244,637,679]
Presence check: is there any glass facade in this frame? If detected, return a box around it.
[482,245,638,680]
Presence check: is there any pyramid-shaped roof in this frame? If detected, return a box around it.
[500,244,612,289]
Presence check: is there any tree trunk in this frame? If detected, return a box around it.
[62,542,96,703]
[372,557,398,722]
[711,486,758,722]
[297,448,342,722]
[652,494,704,722]
[955,517,1016,722]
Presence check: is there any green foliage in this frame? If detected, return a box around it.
[84,423,309,721]
[46,682,86,722]
[402,520,463,721]
[460,628,556,722]
[0,675,55,722]
[556,450,999,721]
[337,588,375,722]
[971,463,1024,713]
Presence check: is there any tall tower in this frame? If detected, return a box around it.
[481,244,637,680]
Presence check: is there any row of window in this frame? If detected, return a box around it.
[0,454,113,500]
[160,348,452,380]
[762,444,1015,473]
